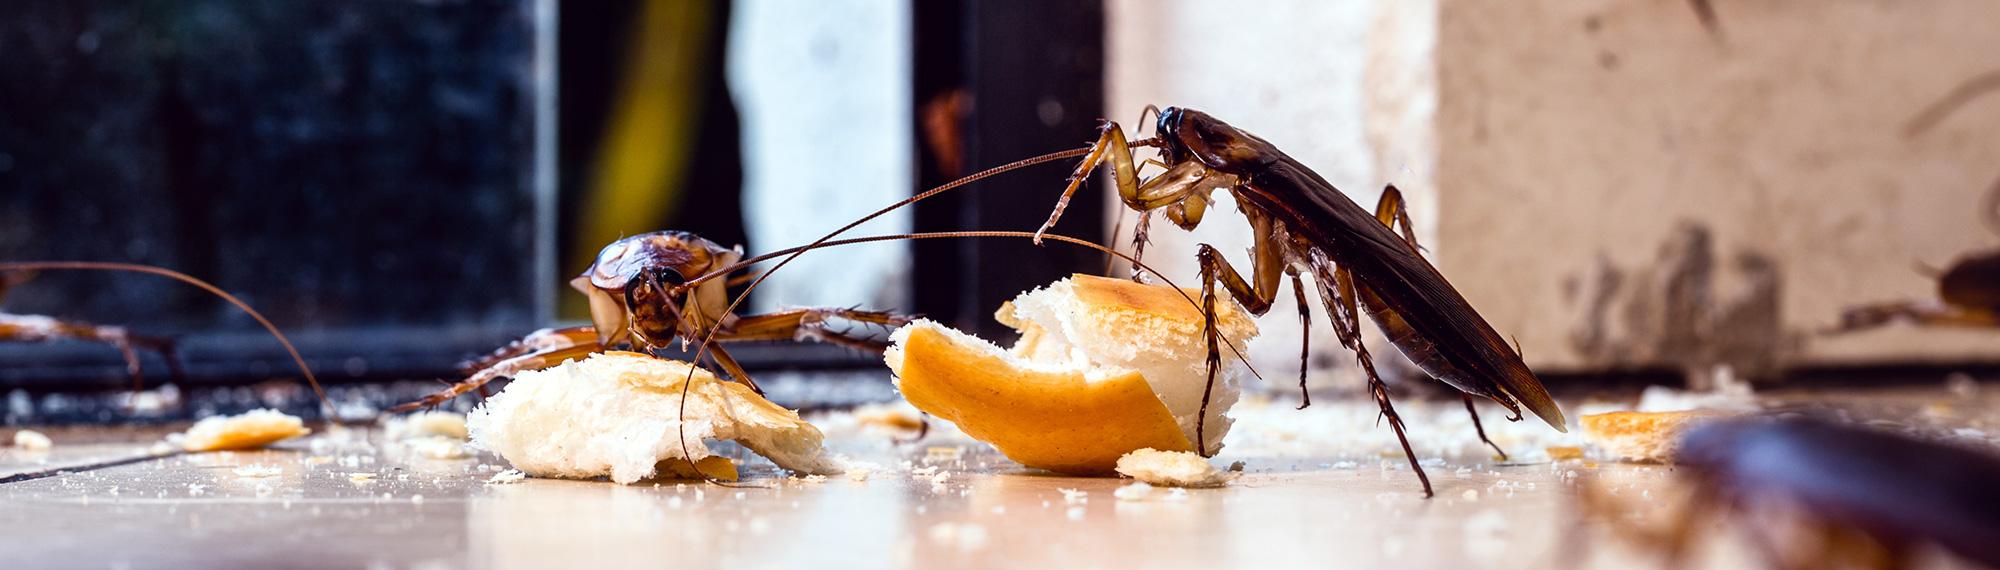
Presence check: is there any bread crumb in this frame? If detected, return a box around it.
[13,429,52,451]
[408,437,470,460]
[383,412,469,441]
[1115,448,1237,488]
[181,409,311,452]
[1546,446,1585,460]
[233,465,283,478]
[1113,482,1155,501]
[486,469,527,484]
[348,472,377,482]
[846,467,873,482]
[1058,488,1089,505]
[1582,410,1724,462]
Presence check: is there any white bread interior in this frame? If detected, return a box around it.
[467,352,834,484]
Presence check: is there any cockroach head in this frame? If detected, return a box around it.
[1156,107,1271,171]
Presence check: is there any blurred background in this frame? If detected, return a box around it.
[2,0,1996,422]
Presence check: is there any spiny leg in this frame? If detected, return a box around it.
[1374,186,1510,459]
[1327,266,1433,497]
[390,342,603,412]
[1823,301,1999,334]
[1290,272,1312,409]
[702,342,763,395]
[461,325,599,374]
[1036,121,1140,243]
[0,314,181,394]
[718,307,916,354]
[1191,241,1287,455]
[1462,394,1507,460]
[1129,210,1155,280]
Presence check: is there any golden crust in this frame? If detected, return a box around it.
[892,324,1194,475]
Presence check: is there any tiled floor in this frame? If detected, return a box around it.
[1,385,1993,569]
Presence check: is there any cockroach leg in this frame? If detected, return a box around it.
[392,342,604,413]
[1129,211,1155,280]
[892,412,933,445]
[1331,265,1433,497]
[718,307,915,354]
[1290,272,1313,409]
[1190,242,1286,455]
[1373,185,1421,254]
[701,341,763,395]
[1461,394,1507,460]
[0,313,183,394]
[1371,187,1515,457]
[1035,121,1140,243]
[461,325,599,374]
[1196,247,1224,457]
[1824,300,2000,334]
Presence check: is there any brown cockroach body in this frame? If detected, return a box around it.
[1577,417,2000,568]
[1826,249,2000,333]
[396,231,913,412]
[1040,107,1567,496]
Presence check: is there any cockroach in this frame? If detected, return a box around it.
[1825,176,2000,334]
[1574,417,2000,568]
[1825,249,2000,333]
[393,231,916,412]
[1028,107,1569,497]
[0,270,184,393]
[0,261,323,405]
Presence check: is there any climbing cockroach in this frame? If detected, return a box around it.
[1574,417,2000,568]
[1029,107,1568,497]
[393,231,916,412]
[0,261,322,405]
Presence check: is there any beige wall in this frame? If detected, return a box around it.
[1437,0,2000,376]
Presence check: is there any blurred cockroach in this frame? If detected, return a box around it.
[1825,249,2000,333]
[0,261,322,405]
[393,231,915,412]
[1825,176,2000,334]
[1030,107,1566,497]
[1574,417,2000,568]
[0,270,184,392]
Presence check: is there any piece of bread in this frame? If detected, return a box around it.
[181,409,311,452]
[1581,410,1721,462]
[1115,448,1237,488]
[886,274,1258,474]
[467,351,835,484]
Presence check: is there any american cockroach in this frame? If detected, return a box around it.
[1575,417,2000,568]
[1825,176,2000,334]
[393,231,916,412]
[1030,107,1568,497]
[0,270,184,392]
[0,261,322,405]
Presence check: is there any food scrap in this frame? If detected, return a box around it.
[466,351,834,484]
[181,409,311,452]
[1115,448,1238,488]
[886,274,1258,474]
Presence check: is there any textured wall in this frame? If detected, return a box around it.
[1436,0,2000,376]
